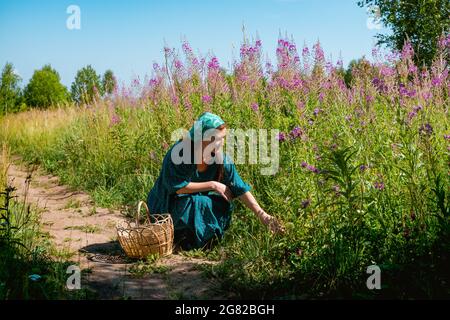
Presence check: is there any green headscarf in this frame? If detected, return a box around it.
[188,112,225,141]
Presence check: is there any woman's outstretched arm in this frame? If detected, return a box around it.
[238,191,285,234]
[176,181,233,202]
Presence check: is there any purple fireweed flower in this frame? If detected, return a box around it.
[207,57,220,70]
[366,95,374,103]
[290,126,303,139]
[307,165,319,174]
[250,102,259,112]
[202,95,212,104]
[277,132,287,142]
[174,60,183,69]
[422,91,432,101]
[313,108,320,116]
[408,111,417,121]
[110,114,121,126]
[401,41,414,60]
[318,92,324,103]
[432,76,443,87]
[313,41,324,62]
[373,181,385,191]
[359,165,367,172]
[301,161,308,168]
[419,123,433,136]
[444,134,450,140]
[182,41,192,54]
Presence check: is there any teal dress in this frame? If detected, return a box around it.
[146,139,251,249]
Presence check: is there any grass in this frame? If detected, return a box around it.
[63,224,101,234]
[63,198,82,209]
[128,254,173,277]
[0,35,449,299]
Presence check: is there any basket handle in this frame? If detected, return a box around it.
[136,201,151,226]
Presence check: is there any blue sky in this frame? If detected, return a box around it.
[0,0,387,87]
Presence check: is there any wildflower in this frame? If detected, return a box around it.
[422,91,432,101]
[250,102,259,112]
[419,123,433,136]
[410,210,416,221]
[313,108,320,116]
[202,95,212,104]
[359,165,367,172]
[174,60,183,69]
[306,165,319,174]
[373,181,385,191]
[301,161,308,168]
[444,134,450,141]
[277,132,287,142]
[289,126,303,139]
[207,57,220,71]
[182,41,192,54]
[110,114,121,126]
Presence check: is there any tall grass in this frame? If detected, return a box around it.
[0,144,92,299]
[0,34,449,298]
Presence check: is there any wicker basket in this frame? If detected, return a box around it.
[116,201,174,259]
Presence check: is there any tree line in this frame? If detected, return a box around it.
[0,63,117,115]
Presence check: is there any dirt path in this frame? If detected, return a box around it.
[7,157,227,300]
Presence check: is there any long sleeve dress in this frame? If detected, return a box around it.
[146,139,251,249]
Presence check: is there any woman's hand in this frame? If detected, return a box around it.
[257,210,285,235]
[212,181,234,202]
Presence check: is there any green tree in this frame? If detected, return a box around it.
[24,65,69,109]
[102,69,117,96]
[358,0,450,66]
[71,65,102,104]
[0,62,22,115]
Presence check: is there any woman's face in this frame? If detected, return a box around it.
[202,127,227,163]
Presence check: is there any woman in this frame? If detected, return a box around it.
[147,112,284,250]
